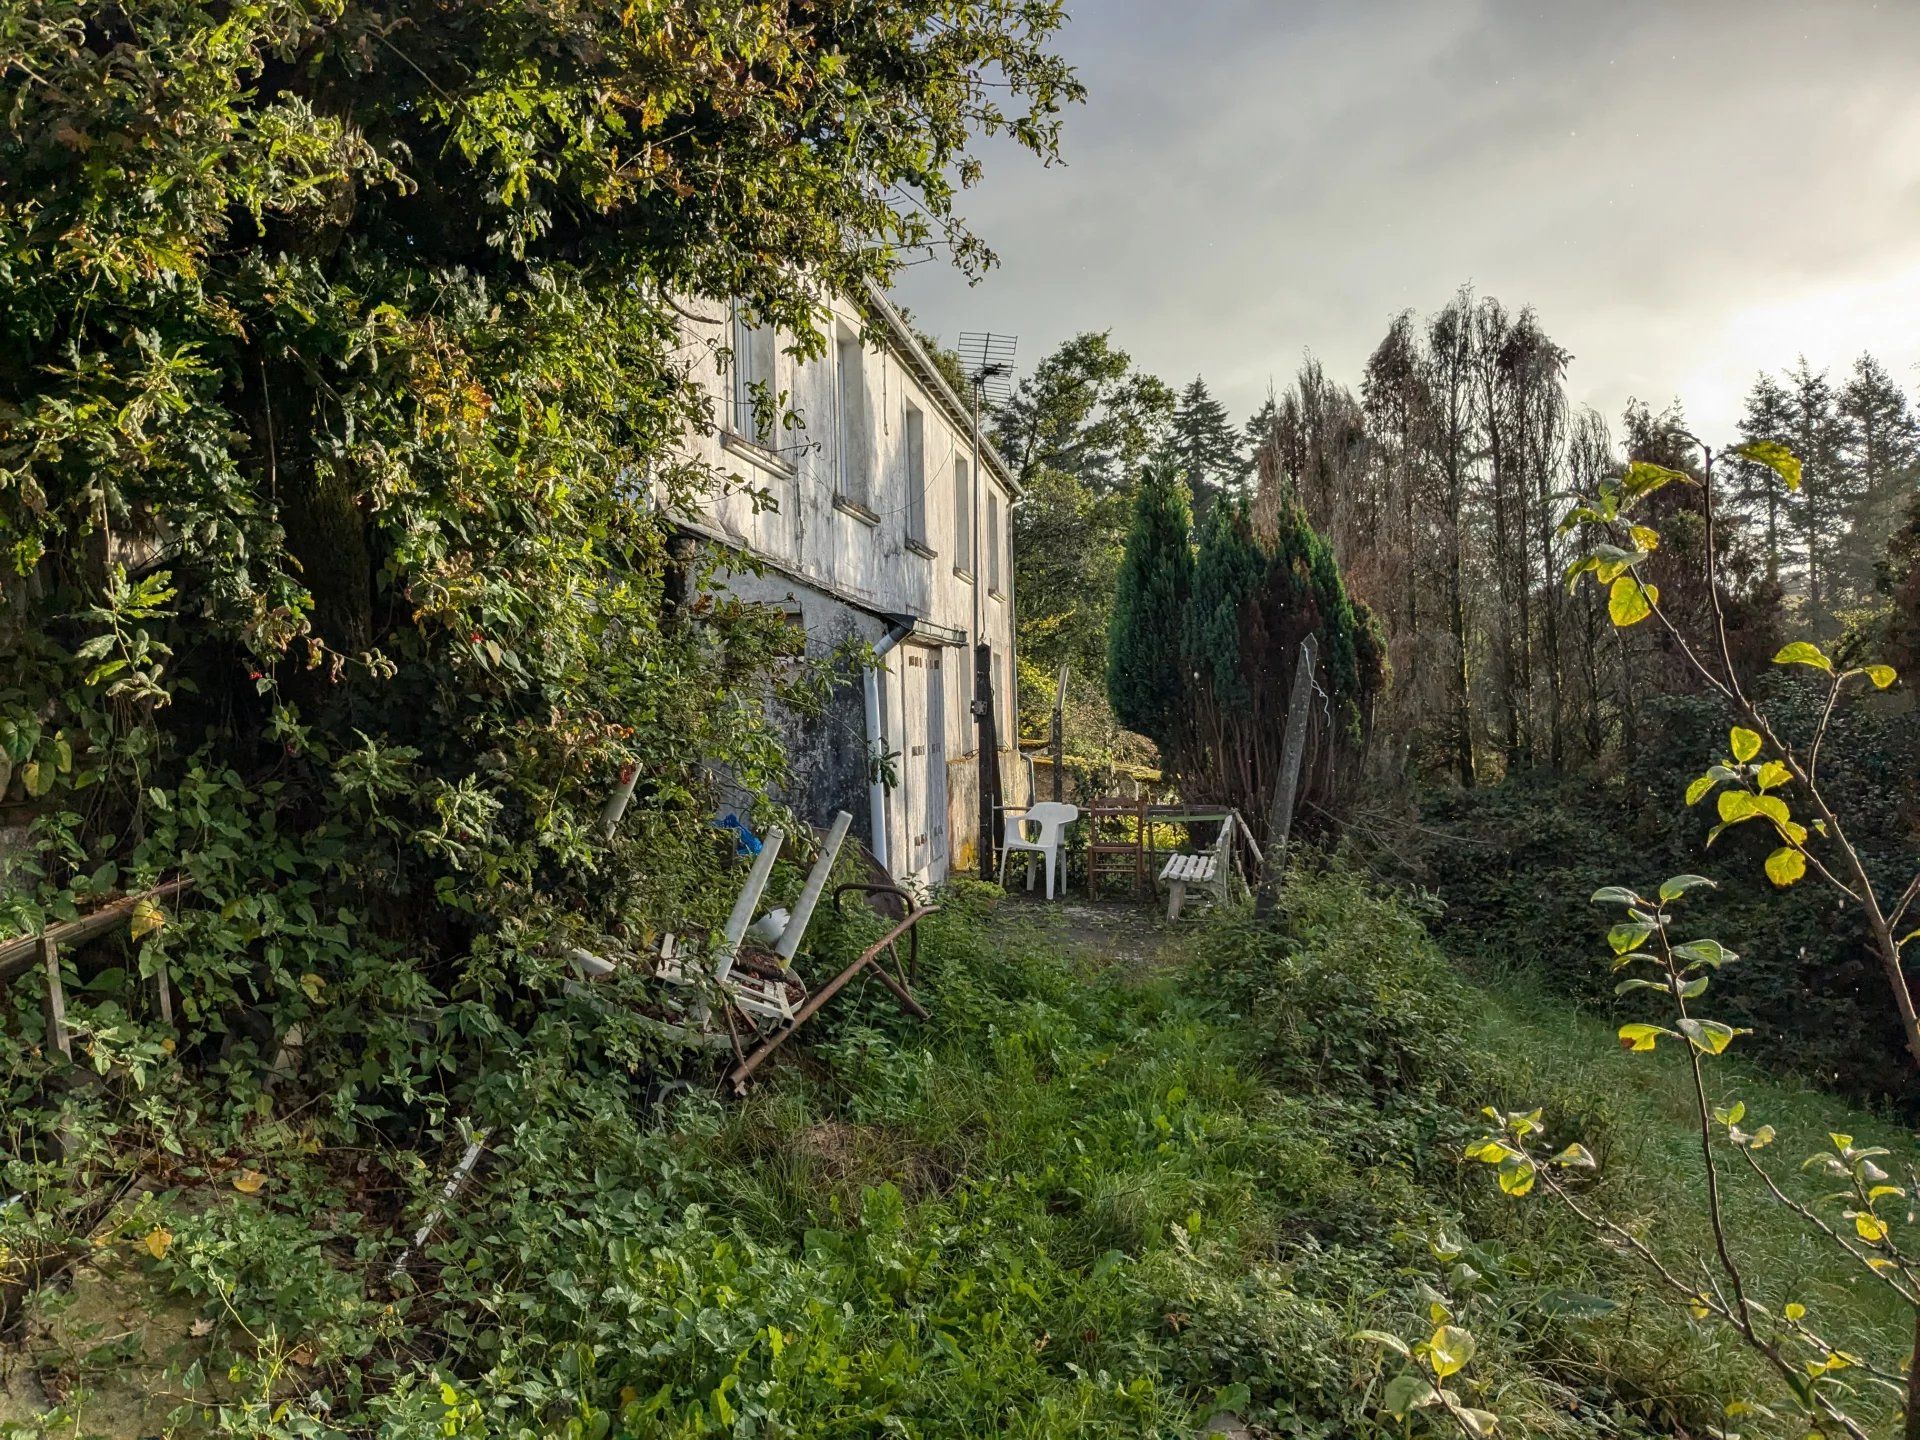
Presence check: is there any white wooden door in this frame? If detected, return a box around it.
[902,649,930,877]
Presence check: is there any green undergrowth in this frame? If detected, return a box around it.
[5,869,1905,1437]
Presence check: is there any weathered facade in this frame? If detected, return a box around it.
[676,287,1025,885]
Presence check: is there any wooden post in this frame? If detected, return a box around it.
[39,935,70,1063]
[1049,664,1068,804]
[1255,635,1318,919]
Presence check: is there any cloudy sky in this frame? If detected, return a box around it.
[894,0,1920,444]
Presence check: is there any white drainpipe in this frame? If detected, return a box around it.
[864,619,915,872]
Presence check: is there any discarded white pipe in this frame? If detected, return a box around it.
[715,827,783,983]
[600,761,641,840]
[389,1132,490,1282]
[776,810,851,962]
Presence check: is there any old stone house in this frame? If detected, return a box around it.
[676,286,1026,885]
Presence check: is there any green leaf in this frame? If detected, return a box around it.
[1534,1289,1619,1319]
[1764,847,1806,887]
[1381,1372,1437,1418]
[1352,1330,1411,1357]
[1427,1324,1475,1379]
[1550,1143,1597,1170]
[1457,1407,1498,1437]
[1863,664,1897,689]
[1608,921,1655,955]
[1677,1017,1741,1055]
[1733,440,1803,492]
[1495,1153,1536,1196]
[1729,727,1761,762]
[1772,640,1831,672]
[1589,885,1641,906]
[1672,938,1735,966]
[1608,575,1657,627]
[1659,874,1716,900]
[1717,790,1757,824]
[1615,977,1664,995]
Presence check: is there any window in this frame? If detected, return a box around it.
[835,326,873,513]
[986,491,1003,595]
[903,403,929,552]
[953,457,973,578]
[730,303,777,448]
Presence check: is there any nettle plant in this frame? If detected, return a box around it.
[1470,877,1917,1440]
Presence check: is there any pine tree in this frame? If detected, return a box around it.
[1107,462,1194,750]
[1783,357,1851,631]
[1166,377,1243,522]
[1835,353,1920,602]
[1733,371,1794,586]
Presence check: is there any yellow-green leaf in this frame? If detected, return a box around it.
[1622,461,1690,499]
[1608,575,1657,627]
[1729,727,1761,762]
[1864,664,1897,689]
[1685,775,1714,806]
[1755,760,1791,792]
[1427,1325,1475,1379]
[1629,523,1660,552]
[1733,440,1802,492]
[1618,1023,1666,1052]
[130,897,165,941]
[1717,790,1757,824]
[1764,847,1806,887]
[1772,640,1831,673]
[1852,1212,1888,1244]
[1784,1301,1806,1322]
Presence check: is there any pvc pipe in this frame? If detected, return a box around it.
[715,826,783,982]
[776,810,852,962]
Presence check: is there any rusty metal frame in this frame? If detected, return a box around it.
[723,882,936,1094]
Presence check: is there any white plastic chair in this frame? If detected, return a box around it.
[997,801,1079,899]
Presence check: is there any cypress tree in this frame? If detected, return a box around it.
[1107,462,1194,748]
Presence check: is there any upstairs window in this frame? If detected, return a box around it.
[903,403,929,551]
[835,326,873,513]
[953,457,973,578]
[730,303,777,448]
[987,491,1003,595]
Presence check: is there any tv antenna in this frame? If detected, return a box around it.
[957,332,1018,408]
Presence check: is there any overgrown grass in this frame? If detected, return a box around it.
[5,869,1910,1437]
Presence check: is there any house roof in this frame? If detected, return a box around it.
[860,281,1022,498]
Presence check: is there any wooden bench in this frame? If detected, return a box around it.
[1157,817,1236,920]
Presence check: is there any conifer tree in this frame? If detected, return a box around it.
[1836,353,1920,600]
[1167,376,1244,522]
[1106,463,1194,750]
[1734,371,1795,587]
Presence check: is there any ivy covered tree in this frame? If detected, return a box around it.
[0,1,1078,1139]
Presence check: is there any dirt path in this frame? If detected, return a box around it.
[996,891,1189,975]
